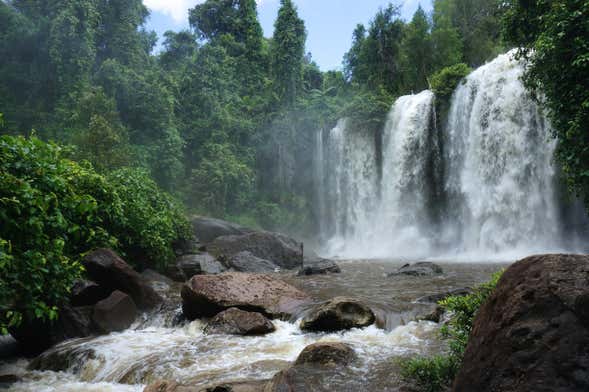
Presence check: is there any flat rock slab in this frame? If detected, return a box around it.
[182,272,311,320]
[454,254,589,392]
[204,308,275,336]
[388,262,443,277]
[300,297,375,332]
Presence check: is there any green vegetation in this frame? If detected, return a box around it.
[401,271,503,392]
[430,63,472,102]
[502,0,589,210]
[0,135,190,333]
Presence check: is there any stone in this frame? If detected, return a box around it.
[144,380,199,392]
[181,272,311,320]
[388,262,443,277]
[415,287,472,303]
[453,254,589,392]
[201,380,269,392]
[92,290,137,333]
[192,217,253,244]
[70,280,112,306]
[226,251,278,273]
[178,253,227,277]
[297,259,340,276]
[208,232,303,270]
[300,297,375,332]
[204,308,275,336]
[83,248,162,310]
[294,342,356,367]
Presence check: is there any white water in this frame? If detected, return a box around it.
[317,51,584,260]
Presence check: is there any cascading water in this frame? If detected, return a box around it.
[317,51,586,259]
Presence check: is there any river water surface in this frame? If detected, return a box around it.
[0,260,507,392]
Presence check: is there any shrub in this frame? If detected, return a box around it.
[430,63,472,102]
[401,271,503,392]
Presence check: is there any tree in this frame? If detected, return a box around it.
[502,0,589,209]
[271,0,307,106]
[401,6,434,92]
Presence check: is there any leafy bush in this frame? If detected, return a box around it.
[401,271,503,392]
[0,135,191,333]
[430,63,471,102]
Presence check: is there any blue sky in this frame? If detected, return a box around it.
[144,0,433,70]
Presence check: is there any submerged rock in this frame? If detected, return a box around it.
[225,251,278,273]
[294,342,356,367]
[454,254,589,392]
[297,259,341,276]
[388,262,443,277]
[300,297,375,332]
[181,272,311,320]
[208,232,303,270]
[192,217,254,244]
[92,290,137,333]
[204,308,275,336]
[83,248,162,310]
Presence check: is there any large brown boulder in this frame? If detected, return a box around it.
[83,248,162,310]
[192,217,254,244]
[92,290,137,333]
[208,232,303,270]
[181,272,311,320]
[294,342,356,367]
[453,254,589,392]
[300,297,375,332]
[70,280,112,306]
[204,308,275,336]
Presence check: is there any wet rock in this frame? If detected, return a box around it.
[208,232,303,270]
[28,344,97,372]
[179,253,227,276]
[70,280,112,306]
[300,297,375,332]
[83,248,162,310]
[0,374,19,388]
[415,287,472,303]
[225,251,278,273]
[92,290,137,333]
[192,217,253,244]
[201,380,269,392]
[294,342,356,366]
[264,368,298,392]
[144,380,199,392]
[388,262,443,277]
[10,305,95,353]
[204,308,275,336]
[181,272,311,320]
[297,259,341,276]
[417,305,445,323]
[453,254,589,392]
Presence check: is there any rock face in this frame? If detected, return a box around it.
[294,342,356,366]
[92,290,137,333]
[70,280,111,306]
[226,251,278,273]
[83,248,162,310]
[192,217,253,244]
[208,232,303,270]
[204,308,275,336]
[181,272,311,320]
[300,297,375,332]
[453,254,589,392]
[297,259,341,276]
[388,262,443,277]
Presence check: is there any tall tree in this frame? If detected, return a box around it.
[401,5,434,92]
[271,0,307,106]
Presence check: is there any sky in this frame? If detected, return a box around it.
[144,0,434,71]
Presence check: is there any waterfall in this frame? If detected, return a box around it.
[316,51,585,259]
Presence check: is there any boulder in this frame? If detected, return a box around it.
[204,308,275,336]
[70,280,112,306]
[192,217,253,244]
[300,297,375,332]
[0,375,19,388]
[181,272,311,320]
[178,253,227,276]
[208,232,303,270]
[297,259,341,276]
[10,305,95,353]
[201,380,269,392]
[264,368,298,392]
[294,342,356,367]
[415,287,472,304]
[388,262,443,277]
[92,291,137,333]
[83,248,162,310]
[453,254,589,392]
[226,251,278,273]
[144,380,199,392]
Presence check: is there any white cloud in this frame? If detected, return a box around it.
[145,0,268,24]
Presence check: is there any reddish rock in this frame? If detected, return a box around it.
[204,308,275,336]
[92,290,137,333]
[294,342,356,366]
[83,248,162,310]
[453,254,589,392]
[181,272,311,320]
